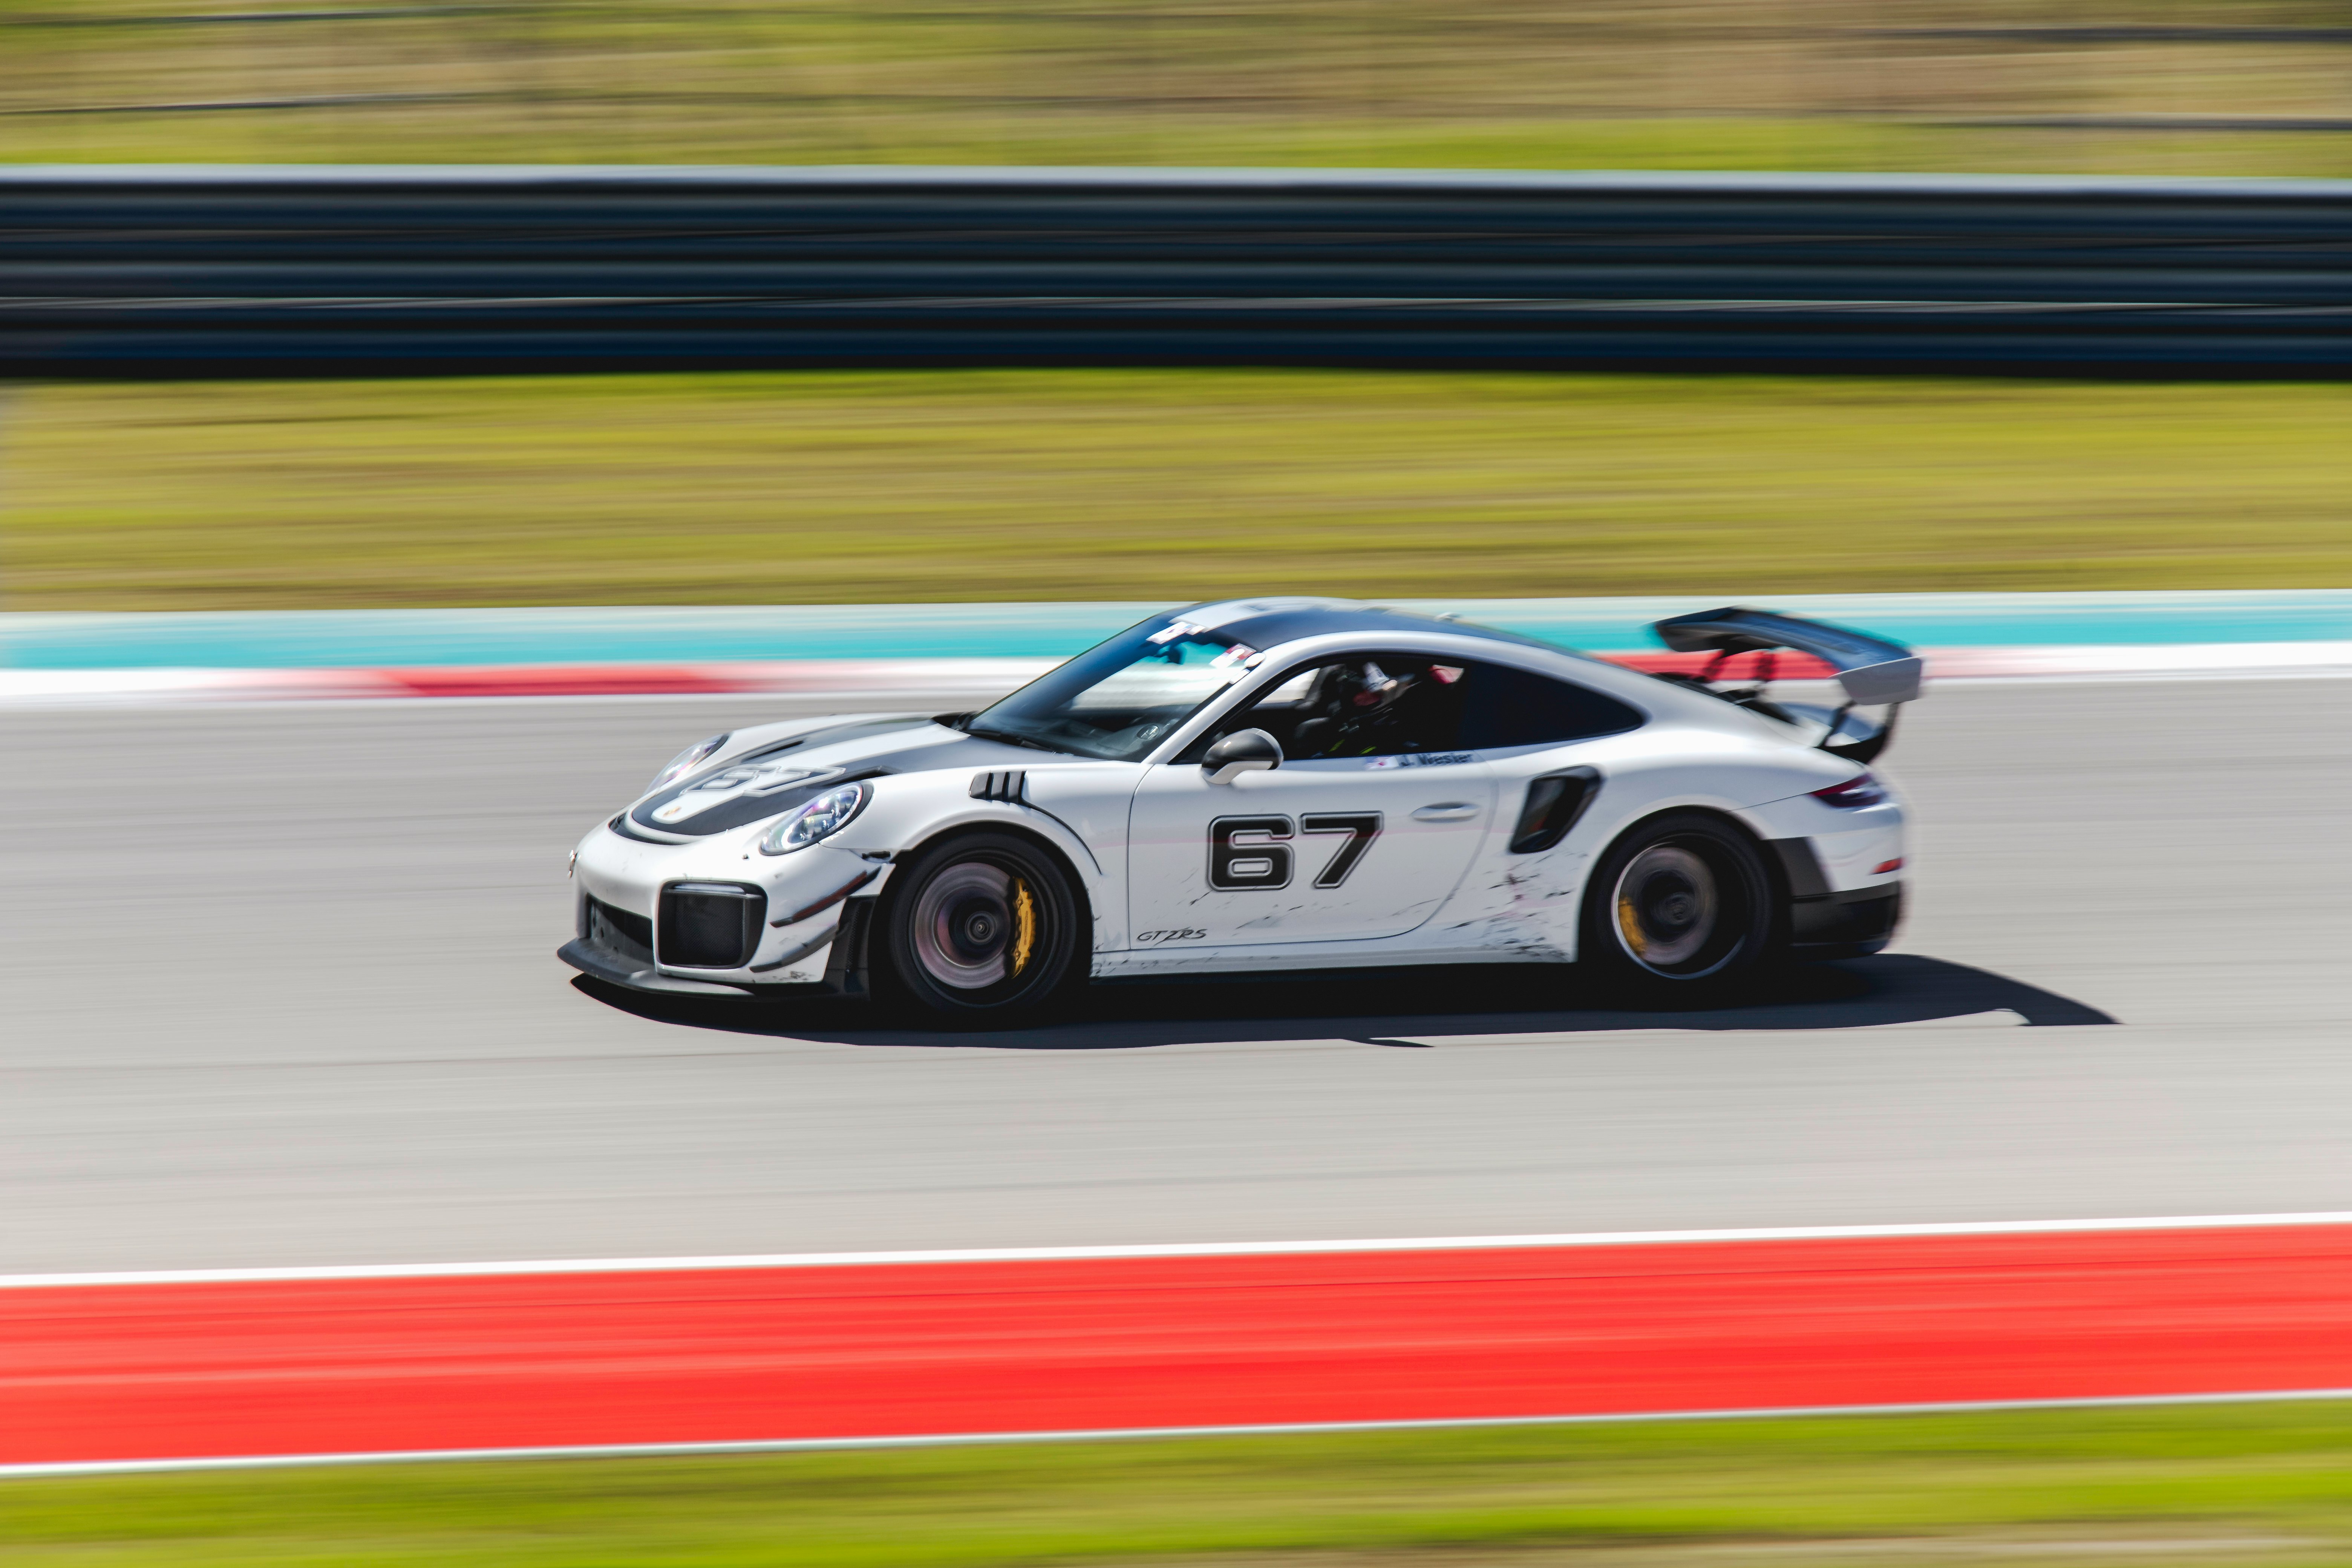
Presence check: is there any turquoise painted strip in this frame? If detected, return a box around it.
[4,591,2349,671]
[0,604,1171,671]
[1415,591,2352,655]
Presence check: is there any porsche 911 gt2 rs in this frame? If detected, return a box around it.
[562,599,1920,1020]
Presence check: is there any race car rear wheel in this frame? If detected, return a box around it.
[876,831,1086,1023]
[1580,812,1772,998]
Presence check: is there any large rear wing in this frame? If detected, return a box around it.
[1651,606,1923,707]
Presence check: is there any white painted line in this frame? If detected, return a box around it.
[0,658,1050,708]
[1932,668,2352,688]
[9,1386,2352,1479]
[11,1210,2352,1291]
[1929,640,2352,679]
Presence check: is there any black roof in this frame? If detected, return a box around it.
[1201,602,1586,663]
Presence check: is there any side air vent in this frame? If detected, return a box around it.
[584,896,655,966]
[657,882,766,969]
[1509,767,1602,854]
[970,769,1027,803]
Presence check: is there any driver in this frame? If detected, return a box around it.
[1296,659,1436,756]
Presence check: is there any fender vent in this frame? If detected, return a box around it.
[1509,768,1602,854]
[657,882,766,969]
[970,769,1027,803]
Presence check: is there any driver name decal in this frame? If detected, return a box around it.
[1365,752,1474,770]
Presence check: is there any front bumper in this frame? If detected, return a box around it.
[559,897,873,998]
[557,937,770,997]
[564,818,886,998]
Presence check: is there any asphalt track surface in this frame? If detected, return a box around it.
[8,678,2350,1274]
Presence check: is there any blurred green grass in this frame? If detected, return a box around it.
[8,370,2352,609]
[13,0,2352,179]
[8,1404,2352,1566]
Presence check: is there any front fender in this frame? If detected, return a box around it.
[836,770,1127,953]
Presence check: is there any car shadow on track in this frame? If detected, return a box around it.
[573,951,2116,1050]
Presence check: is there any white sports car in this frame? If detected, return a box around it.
[563,599,1919,1020]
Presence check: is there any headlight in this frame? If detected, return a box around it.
[759,782,870,855]
[648,732,729,793]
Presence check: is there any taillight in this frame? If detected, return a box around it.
[1811,772,1886,809]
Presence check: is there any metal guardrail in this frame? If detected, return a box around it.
[6,166,2350,377]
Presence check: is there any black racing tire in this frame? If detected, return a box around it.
[874,830,1087,1024]
[1579,811,1775,1000]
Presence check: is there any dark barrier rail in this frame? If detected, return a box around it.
[6,166,2351,378]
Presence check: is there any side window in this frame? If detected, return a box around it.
[1457,662,1645,750]
[1197,654,1468,761]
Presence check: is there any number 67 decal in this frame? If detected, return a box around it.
[1208,813,1382,891]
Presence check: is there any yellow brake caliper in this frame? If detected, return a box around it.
[1009,877,1038,976]
[1616,891,1649,959]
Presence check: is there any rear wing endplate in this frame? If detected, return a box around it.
[1651,606,1922,708]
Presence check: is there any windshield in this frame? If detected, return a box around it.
[964,616,1258,760]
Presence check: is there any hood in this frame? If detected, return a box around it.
[622,715,1032,839]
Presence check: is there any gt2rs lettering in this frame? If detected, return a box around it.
[1206,813,1383,891]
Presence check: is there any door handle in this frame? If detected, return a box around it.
[1412,802,1481,822]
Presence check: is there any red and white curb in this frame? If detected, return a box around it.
[9,643,2352,706]
[9,1211,2352,1476]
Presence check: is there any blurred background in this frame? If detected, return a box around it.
[10,0,2352,175]
[13,371,2352,609]
[6,2,2351,615]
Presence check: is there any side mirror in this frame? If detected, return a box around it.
[1202,728,1282,785]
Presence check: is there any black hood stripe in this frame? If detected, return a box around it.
[629,717,930,838]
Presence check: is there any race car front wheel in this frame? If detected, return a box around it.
[876,831,1086,1023]
[1580,812,1772,998]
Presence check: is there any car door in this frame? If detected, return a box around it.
[1127,652,1497,946]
